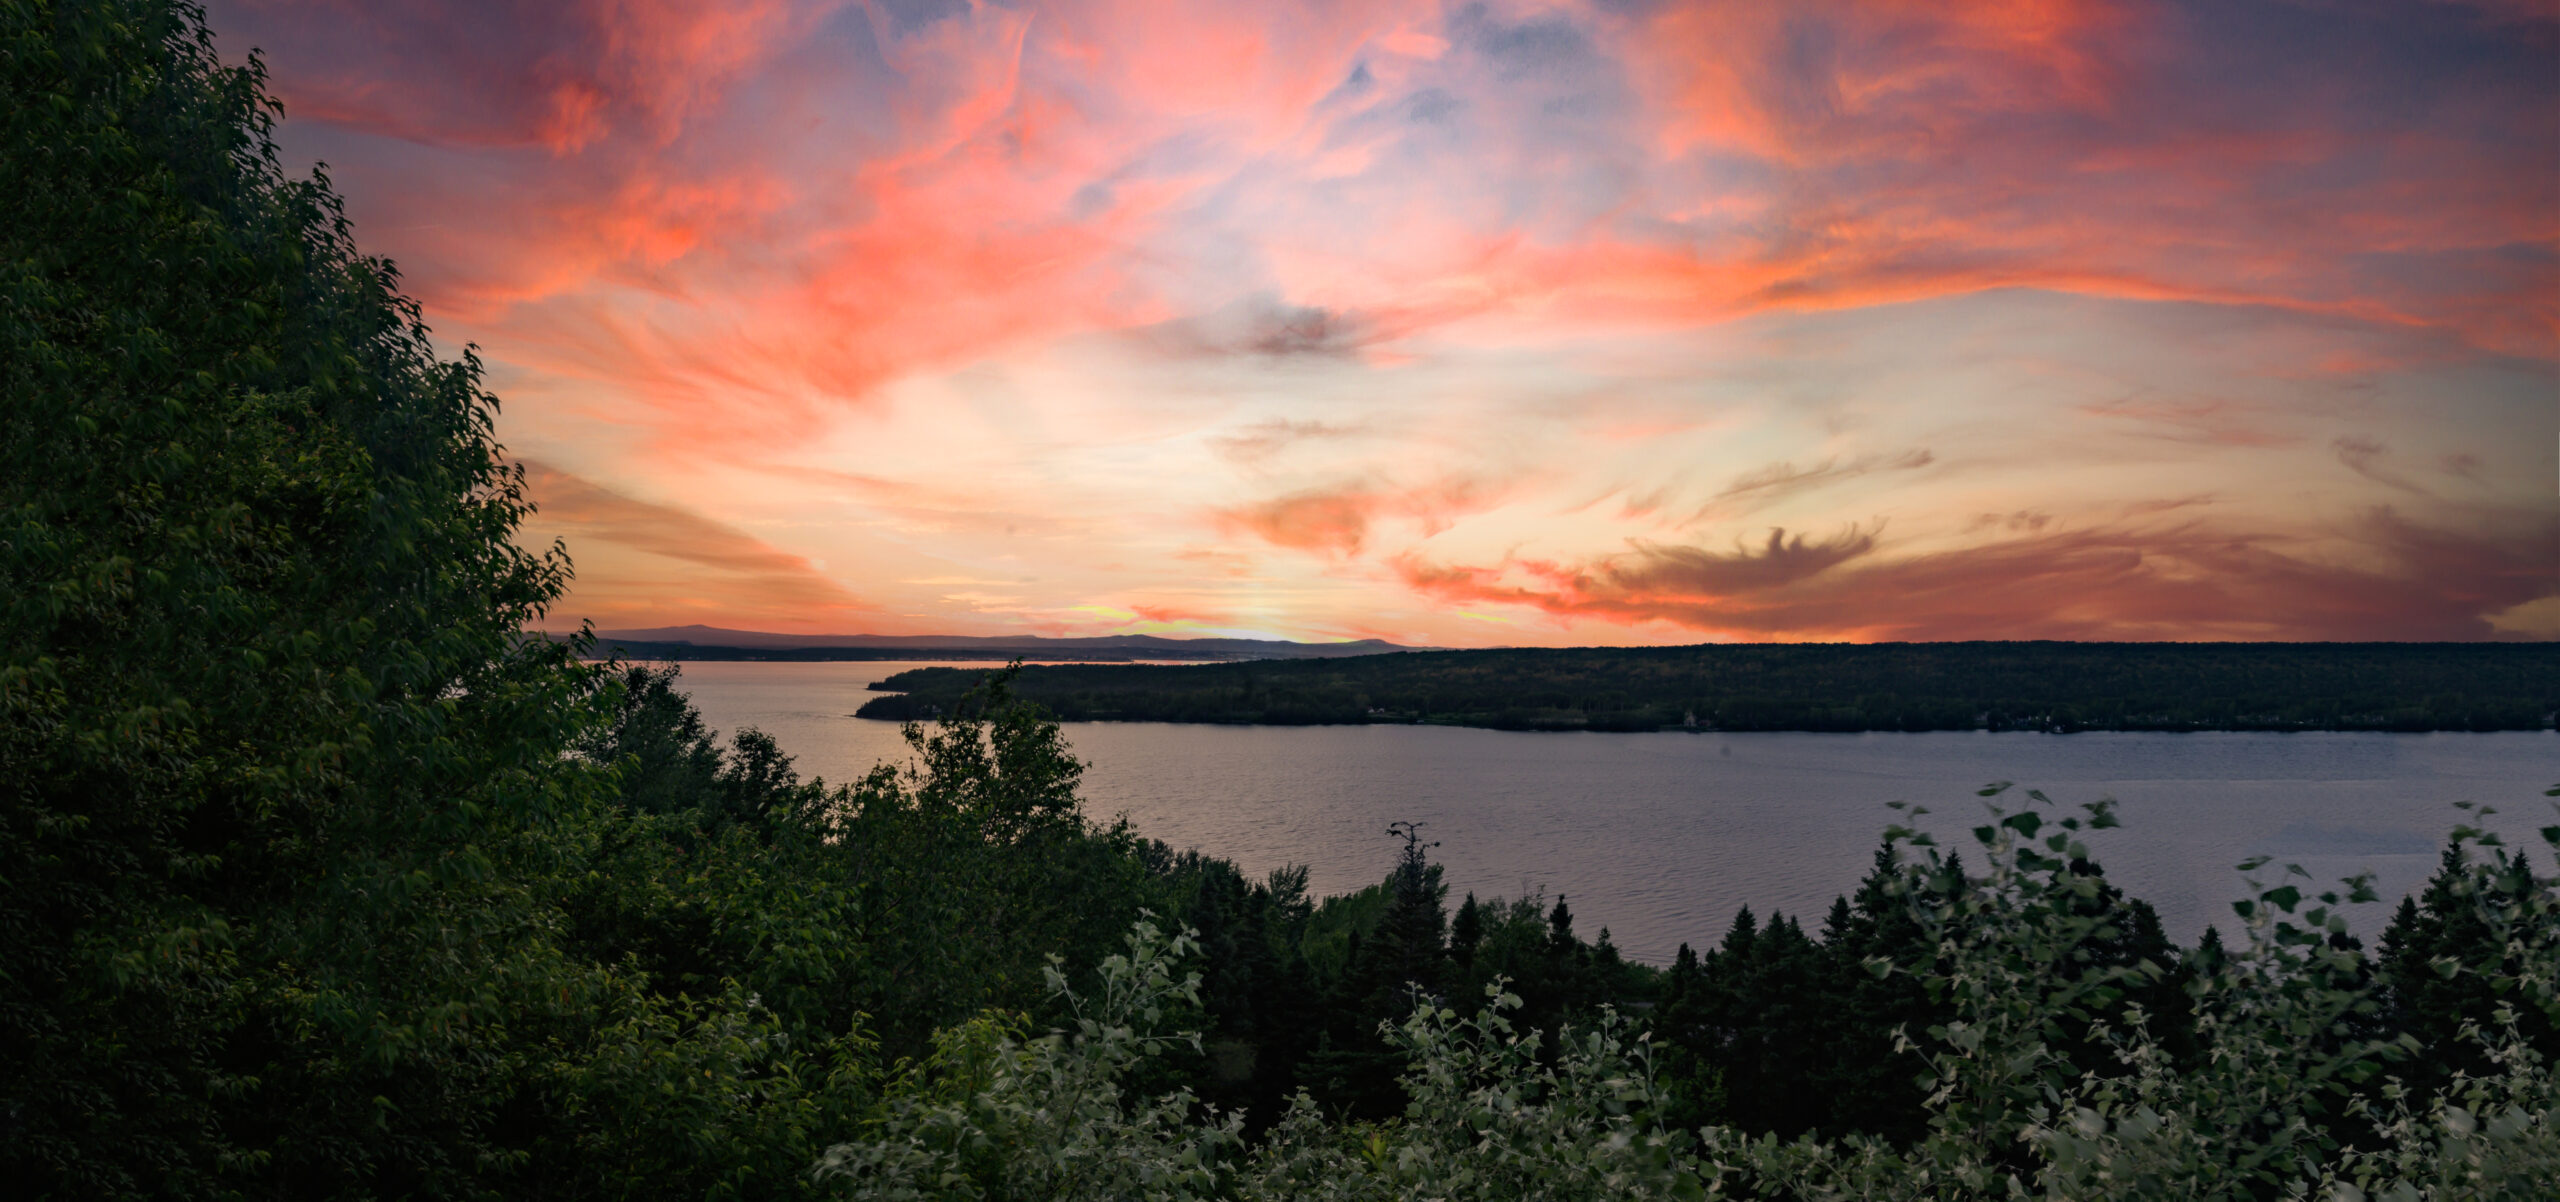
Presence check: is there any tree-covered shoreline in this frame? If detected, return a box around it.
[856,643,2560,732]
[6,2,2554,1196]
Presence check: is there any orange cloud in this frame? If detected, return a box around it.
[213,0,2557,645]
[1396,507,2559,642]
[1220,473,1518,559]
[1221,486,1380,557]
[517,461,876,630]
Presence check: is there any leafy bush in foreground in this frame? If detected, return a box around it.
[814,798,2559,1200]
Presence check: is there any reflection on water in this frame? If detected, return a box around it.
[663,660,2558,965]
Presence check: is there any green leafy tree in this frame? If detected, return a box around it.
[1,0,618,1189]
[2,10,868,1194]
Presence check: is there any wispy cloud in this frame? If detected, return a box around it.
[519,461,875,628]
[1207,418,1367,463]
[2332,435,2427,495]
[2083,397,2300,449]
[1395,508,2559,642]
[211,0,2559,643]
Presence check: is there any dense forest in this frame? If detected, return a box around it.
[857,642,2560,732]
[4,2,2554,1197]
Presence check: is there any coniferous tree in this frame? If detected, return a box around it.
[1301,824,1449,1118]
[1372,821,1448,1004]
[2379,844,2560,1096]
[1677,908,1834,1138]
[1449,892,1484,974]
[1806,844,1953,1142]
[2192,924,2229,973]
[1656,942,1725,1128]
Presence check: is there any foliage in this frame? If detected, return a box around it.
[818,666,1166,1056]
[2,0,621,1190]
[8,2,2551,1197]
[814,918,1245,1201]
[815,920,1706,1202]
[812,797,2560,1201]
[0,3,1127,1192]
[2380,829,2560,1103]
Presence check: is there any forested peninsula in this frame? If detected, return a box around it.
[856,642,2560,732]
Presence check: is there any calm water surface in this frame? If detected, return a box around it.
[665,660,2557,964]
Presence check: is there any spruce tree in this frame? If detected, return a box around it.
[2379,844,2560,1095]
[1449,891,1483,972]
[1373,820,1448,1000]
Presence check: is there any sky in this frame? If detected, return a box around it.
[211,0,2558,646]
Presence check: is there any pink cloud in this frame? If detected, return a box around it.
[228,0,2558,412]
[1395,507,2559,642]
[208,0,2558,643]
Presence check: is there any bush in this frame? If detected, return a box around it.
[812,796,2560,1200]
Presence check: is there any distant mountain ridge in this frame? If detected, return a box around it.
[570,624,1423,662]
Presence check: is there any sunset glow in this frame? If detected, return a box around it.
[213,0,2559,644]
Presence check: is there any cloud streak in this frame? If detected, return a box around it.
[518,461,876,628]
[1397,508,2559,642]
[208,0,2560,644]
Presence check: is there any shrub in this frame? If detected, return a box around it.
[813,796,2560,1200]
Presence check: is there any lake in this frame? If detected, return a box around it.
[663,660,2558,965]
